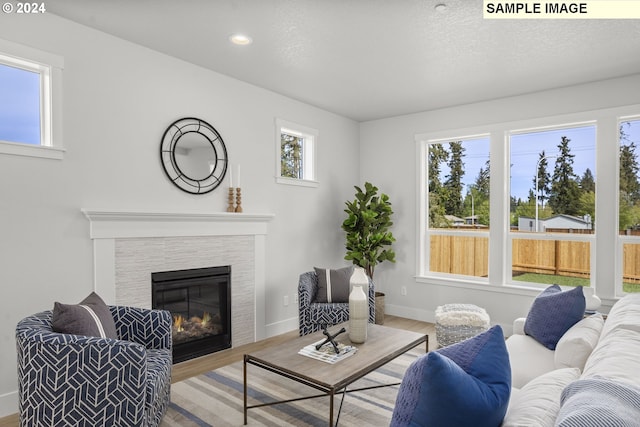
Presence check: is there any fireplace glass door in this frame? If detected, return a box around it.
[152,265,231,363]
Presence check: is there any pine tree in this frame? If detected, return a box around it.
[428,143,448,193]
[548,136,581,216]
[443,141,465,215]
[532,151,552,209]
[579,168,596,193]
[578,168,596,227]
[428,143,449,227]
[620,142,640,204]
[619,122,640,230]
[475,159,490,198]
[280,133,303,178]
[470,159,491,226]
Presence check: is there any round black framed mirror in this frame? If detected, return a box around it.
[160,117,228,194]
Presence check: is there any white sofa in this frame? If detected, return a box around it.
[502,293,640,426]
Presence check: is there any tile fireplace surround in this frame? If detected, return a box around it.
[81,209,274,345]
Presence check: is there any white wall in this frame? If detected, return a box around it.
[3,9,640,420]
[360,74,640,331]
[0,14,359,416]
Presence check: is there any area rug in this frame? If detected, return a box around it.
[160,347,424,427]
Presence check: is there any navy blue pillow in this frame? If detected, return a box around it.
[391,325,511,427]
[524,285,585,350]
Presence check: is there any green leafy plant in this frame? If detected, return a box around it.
[342,182,396,278]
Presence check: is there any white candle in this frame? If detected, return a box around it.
[237,164,241,188]
[229,167,233,188]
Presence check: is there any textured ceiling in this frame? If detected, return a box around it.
[46,0,640,122]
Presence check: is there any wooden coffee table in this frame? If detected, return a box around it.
[243,323,428,426]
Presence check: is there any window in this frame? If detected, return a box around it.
[509,124,596,288]
[275,118,318,187]
[421,135,490,279]
[417,110,627,295]
[619,117,640,294]
[0,62,41,145]
[0,39,63,159]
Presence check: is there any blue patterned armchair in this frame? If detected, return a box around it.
[298,270,375,336]
[16,305,172,427]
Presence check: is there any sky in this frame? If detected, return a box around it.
[0,63,41,145]
[436,121,640,202]
[510,125,596,201]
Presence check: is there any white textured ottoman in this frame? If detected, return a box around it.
[435,303,490,347]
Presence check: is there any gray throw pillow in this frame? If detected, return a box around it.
[314,266,354,303]
[52,291,118,339]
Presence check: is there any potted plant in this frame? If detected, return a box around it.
[342,182,396,324]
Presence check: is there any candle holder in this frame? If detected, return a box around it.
[235,188,243,213]
[227,187,235,212]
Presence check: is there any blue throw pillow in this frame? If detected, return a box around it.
[524,285,585,350]
[391,325,511,427]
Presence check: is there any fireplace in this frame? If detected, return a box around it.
[152,265,231,363]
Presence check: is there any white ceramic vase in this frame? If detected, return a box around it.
[350,266,369,295]
[349,283,368,343]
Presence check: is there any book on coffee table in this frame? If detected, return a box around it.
[298,339,357,364]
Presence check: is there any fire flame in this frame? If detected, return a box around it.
[173,314,184,332]
[202,312,211,326]
[172,312,213,333]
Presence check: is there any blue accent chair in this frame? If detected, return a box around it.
[297,270,376,336]
[16,305,172,427]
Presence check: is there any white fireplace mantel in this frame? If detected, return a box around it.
[81,209,274,239]
[81,209,274,341]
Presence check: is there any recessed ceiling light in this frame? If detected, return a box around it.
[229,34,253,45]
[434,3,447,12]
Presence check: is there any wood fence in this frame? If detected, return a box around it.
[623,243,640,283]
[430,234,640,283]
[511,239,590,279]
[430,235,489,277]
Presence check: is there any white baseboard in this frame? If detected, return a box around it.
[264,316,298,338]
[385,303,513,336]
[385,303,436,323]
[0,390,17,419]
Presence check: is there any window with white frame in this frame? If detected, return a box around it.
[509,124,596,288]
[421,135,490,279]
[417,109,640,297]
[0,61,41,145]
[275,118,318,187]
[619,117,640,294]
[0,39,63,159]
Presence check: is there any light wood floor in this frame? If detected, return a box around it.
[0,315,434,427]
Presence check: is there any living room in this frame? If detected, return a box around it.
[2,1,640,423]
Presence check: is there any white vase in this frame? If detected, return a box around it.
[349,284,368,343]
[350,266,369,296]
